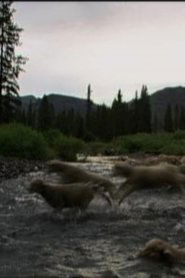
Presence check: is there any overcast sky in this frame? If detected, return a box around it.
[13,1,185,105]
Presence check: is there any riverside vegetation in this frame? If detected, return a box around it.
[1,123,185,162]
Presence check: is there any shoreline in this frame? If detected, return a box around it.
[0,153,184,182]
[0,156,47,181]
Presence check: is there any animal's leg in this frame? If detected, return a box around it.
[118,183,137,205]
[99,192,113,207]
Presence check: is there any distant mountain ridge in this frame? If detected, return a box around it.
[20,93,96,116]
[20,86,185,124]
[150,86,185,127]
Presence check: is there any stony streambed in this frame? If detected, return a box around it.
[1,157,185,277]
[0,156,46,182]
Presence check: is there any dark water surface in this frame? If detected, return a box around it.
[1,157,185,277]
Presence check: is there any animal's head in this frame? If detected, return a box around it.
[138,239,172,260]
[28,179,46,194]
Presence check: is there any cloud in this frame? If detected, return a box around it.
[12,2,185,105]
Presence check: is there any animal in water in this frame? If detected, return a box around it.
[47,160,117,201]
[179,164,185,175]
[122,155,182,167]
[112,162,133,178]
[112,162,185,205]
[141,155,181,166]
[158,154,181,165]
[144,163,185,176]
[138,238,185,265]
[29,179,112,211]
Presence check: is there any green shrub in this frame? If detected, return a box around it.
[102,142,123,155]
[122,135,144,153]
[160,141,185,155]
[85,141,108,155]
[42,129,62,147]
[135,134,169,154]
[85,132,185,156]
[54,134,85,161]
[113,133,172,155]
[106,138,129,155]
[172,130,185,140]
[0,123,50,160]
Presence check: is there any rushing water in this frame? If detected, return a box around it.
[0,156,185,277]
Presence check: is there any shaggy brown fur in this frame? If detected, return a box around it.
[138,239,185,264]
[113,161,185,177]
[158,154,181,165]
[147,163,185,176]
[29,179,112,210]
[113,162,185,205]
[120,155,182,167]
[179,164,185,175]
[47,160,116,200]
[112,162,134,178]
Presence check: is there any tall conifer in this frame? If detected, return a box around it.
[0,1,27,122]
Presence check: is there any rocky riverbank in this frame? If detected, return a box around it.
[0,156,46,181]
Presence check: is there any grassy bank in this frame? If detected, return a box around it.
[1,124,185,161]
[0,124,85,161]
[86,131,185,156]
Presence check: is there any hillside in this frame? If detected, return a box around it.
[20,94,96,116]
[20,87,185,127]
[150,86,185,128]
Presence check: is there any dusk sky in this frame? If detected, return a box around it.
[13,1,185,105]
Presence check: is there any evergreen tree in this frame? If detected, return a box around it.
[117,89,122,103]
[56,111,68,134]
[164,104,174,132]
[111,89,127,137]
[75,113,85,139]
[137,85,151,133]
[152,113,159,133]
[128,90,139,134]
[179,106,185,130]
[66,108,75,136]
[85,84,92,130]
[19,108,26,125]
[174,105,180,131]
[37,95,55,130]
[14,101,22,123]
[27,99,35,128]
[0,1,27,122]
[93,104,111,141]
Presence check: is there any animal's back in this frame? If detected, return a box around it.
[58,183,94,209]
[34,182,94,210]
[130,166,182,187]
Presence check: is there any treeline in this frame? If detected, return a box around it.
[10,85,149,140]
[10,85,151,142]
[5,84,185,142]
[163,104,185,133]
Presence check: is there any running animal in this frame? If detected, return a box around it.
[112,162,185,205]
[29,179,112,211]
[138,238,185,265]
[47,160,117,202]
